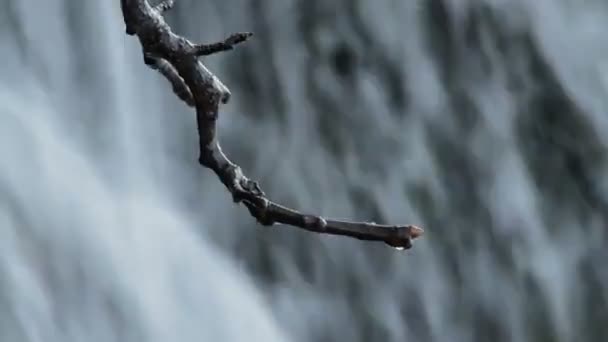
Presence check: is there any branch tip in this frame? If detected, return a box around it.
[385,225,424,249]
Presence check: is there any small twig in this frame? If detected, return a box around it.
[144,52,195,107]
[120,0,424,249]
[192,32,254,56]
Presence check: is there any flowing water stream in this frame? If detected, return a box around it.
[1,1,607,341]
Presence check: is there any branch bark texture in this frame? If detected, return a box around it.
[119,0,424,249]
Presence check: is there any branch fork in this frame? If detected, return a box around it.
[120,0,424,249]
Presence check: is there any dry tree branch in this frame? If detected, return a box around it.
[120,0,424,249]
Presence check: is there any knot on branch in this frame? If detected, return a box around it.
[244,200,275,226]
[223,165,266,203]
[303,215,327,231]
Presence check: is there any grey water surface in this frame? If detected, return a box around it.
[1,1,607,341]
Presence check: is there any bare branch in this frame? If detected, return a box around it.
[120,0,424,249]
[192,32,254,56]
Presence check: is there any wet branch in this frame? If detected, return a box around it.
[119,0,424,249]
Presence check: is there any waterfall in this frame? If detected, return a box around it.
[1,1,607,341]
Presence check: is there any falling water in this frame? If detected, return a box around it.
[1,1,607,341]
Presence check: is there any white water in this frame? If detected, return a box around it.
[1,1,608,341]
[0,2,288,341]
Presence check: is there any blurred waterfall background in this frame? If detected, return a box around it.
[1,0,608,341]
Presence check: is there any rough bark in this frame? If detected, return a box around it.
[119,0,424,249]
